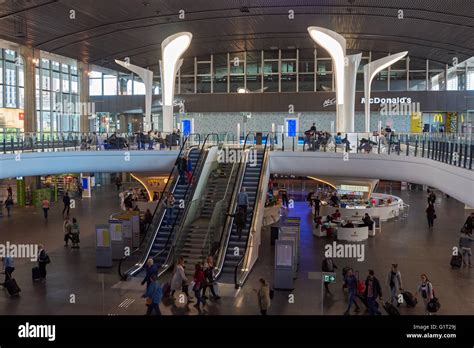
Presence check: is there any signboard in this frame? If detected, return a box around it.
[96,227,110,247]
[339,185,369,192]
[109,220,123,241]
[276,243,293,267]
[323,272,336,283]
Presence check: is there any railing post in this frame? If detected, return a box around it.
[469,144,473,170]
[10,137,14,153]
[405,134,409,156]
[421,135,425,157]
[356,134,359,153]
[2,138,5,154]
[378,136,381,154]
[449,141,454,165]
[414,135,418,157]
[281,133,284,152]
[292,137,295,152]
[463,143,468,168]
[458,141,463,167]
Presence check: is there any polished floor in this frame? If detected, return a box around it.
[0,184,472,315]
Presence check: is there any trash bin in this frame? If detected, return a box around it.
[256,132,263,145]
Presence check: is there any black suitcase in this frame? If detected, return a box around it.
[450,255,462,268]
[402,291,417,307]
[383,301,400,316]
[5,278,21,296]
[32,266,41,281]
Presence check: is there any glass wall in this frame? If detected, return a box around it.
[89,52,474,96]
[0,49,24,109]
[36,57,79,134]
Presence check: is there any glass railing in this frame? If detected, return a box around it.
[0,131,201,153]
[267,131,473,171]
[1,130,471,171]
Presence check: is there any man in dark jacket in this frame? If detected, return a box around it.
[364,269,382,315]
[176,156,187,184]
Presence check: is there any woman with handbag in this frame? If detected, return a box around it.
[416,274,435,315]
[202,256,220,300]
[192,263,206,309]
[170,257,192,302]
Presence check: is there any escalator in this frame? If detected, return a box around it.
[221,149,264,275]
[120,135,208,279]
[214,133,272,285]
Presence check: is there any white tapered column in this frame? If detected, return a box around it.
[160,32,192,133]
[343,53,362,132]
[363,51,408,132]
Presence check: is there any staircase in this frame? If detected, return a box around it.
[150,148,201,266]
[179,161,235,276]
[221,149,264,275]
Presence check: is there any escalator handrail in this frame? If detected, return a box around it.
[121,135,192,278]
[214,132,255,280]
[155,133,220,275]
[233,132,274,287]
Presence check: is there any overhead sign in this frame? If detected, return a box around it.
[361,97,412,105]
[339,185,369,192]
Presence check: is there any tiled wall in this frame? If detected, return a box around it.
[180,111,411,134]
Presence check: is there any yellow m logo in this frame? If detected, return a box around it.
[433,114,444,123]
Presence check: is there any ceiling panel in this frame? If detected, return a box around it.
[0,0,471,73]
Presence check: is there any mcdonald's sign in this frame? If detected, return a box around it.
[433,113,444,123]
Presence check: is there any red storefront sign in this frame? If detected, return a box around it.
[19,112,25,120]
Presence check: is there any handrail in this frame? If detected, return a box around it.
[214,132,255,280]
[155,133,220,277]
[233,132,273,288]
[120,135,193,279]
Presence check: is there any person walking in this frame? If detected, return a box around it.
[192,263,206,309]
[227,207,247,240]
[343,268,360,315]
[256,278,271,315]
[5,196,13,217]
[165,193,175,226]
[143,274,162,315]
[386,264,403,307]
[115,175,122,192]
[62,192,71,217]
[313,196,321,216]
[426,203,436,229]
[42,198,50,220]
[37,244,50,281]
[63,217,72,247]
[170,257,192,302]
[237,187,249,215]
[459,229,473,268]
[2,256,14,284]
[416,274,434,315]
[202,256,220,300]
[364,270,382,315]
[7,186,12,199]
[185,155,193,184]
[462,212,474,234]
[70,217,80,249]
[322,257,338,294]
[141,258,159,288]
[176,156,187,184]
[77,181,83,200]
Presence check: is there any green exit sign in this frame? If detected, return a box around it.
[324,274,336,283]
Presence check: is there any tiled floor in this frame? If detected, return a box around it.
[0,184,472,315]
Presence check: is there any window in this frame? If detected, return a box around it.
[103,74,117,95]
[89,71,102,96]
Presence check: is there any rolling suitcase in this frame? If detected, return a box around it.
[5,278,21,296]
[402,291,417,307]
[32,266,41,281]
[383,301,400,316]
[450,255,462,269]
